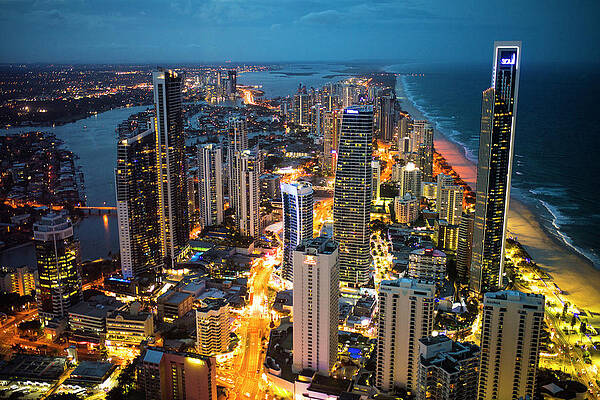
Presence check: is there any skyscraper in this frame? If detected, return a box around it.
[437,173,463,225]
[470,42,521,294]
[416,335,480,400]
[198,144,224,228]
[281,181,314,282]
[417,124,434,181]
[34,213,82,323]
[232,149,262,238]
[376,278,435,392]
[378,95,395,142]
[372,160,381,201]
[153,69,189,267]
[292,86,311,127]
[116,113,161,279]
[478,291,544,400]
[333,105,373,286]
[227,117,248,210]
[399,162,422,198]
[456,211,475,283]
[292,237,339,375]
[322,109,342,174]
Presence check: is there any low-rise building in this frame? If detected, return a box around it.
[157,290,194,322]
[106,302,154,346]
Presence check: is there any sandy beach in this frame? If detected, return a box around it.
[396,77,600,314]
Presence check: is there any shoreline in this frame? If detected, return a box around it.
[395,75,600,313]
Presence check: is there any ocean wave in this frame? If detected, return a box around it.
[399,75,479,163]
[538,199,600,268]
[528,186,568,198]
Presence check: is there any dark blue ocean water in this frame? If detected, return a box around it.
[387,62,600,268]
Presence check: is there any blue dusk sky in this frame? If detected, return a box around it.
[0,0,598,64]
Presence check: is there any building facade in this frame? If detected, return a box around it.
[333,106,373,286]
[140,348,217,400]
[470,42,521,294]
[231,149,262,238]
[407,248,447,285]
[399,162,423,198]
[34,213,82,323]
[456,211,475,283]
[196,298,231,356]
[376,278,436,392]
[116,114,162,278]
[478,291,544,400]
[394,194,420,224]
[198,144,224,228]
[292,237,339,375]
[281,181,314,282]
[417,335,480,400]
[436,173,463,226]
[153,69,190,267]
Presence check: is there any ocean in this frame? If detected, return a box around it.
[385,62,600,269]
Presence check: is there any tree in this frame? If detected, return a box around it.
[562,302,570,318]
[580,322,587,335]
[570,315,577,329]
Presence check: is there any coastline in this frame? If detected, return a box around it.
[395,75,600,313]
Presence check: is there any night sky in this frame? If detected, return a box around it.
[1,0,598,64]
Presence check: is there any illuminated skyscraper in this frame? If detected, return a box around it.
[399,162,422,198]
[437,173,463,225]
[478,291,544,399]
[232,149,262,238]
[292,86,311,127]
[34,213,82,323]
[198,144,223,228]
[281,181,314,282]
[378,95,395,142]
[456,211,475,283]
[322,109,342,174]
[333,105,373,286]
[470,42,521,294]
[372,160,381,200]
[227,117,248,210]
[116,113,162,278]
[292,236,339,375]
[153,69,189,267]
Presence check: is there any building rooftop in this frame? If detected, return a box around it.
[158,290,192,306]
[307,374,352,396]
[296,236,337,255]
[197,297,228,313]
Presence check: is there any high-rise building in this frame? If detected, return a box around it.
[281,181,314,282]
[378,95,395,142]
[139,348,217,400]
[407,248,447,285]
[322,109,342,174]
[399,162,422,198]
[478,291,544,400]
[437,174,463,225]
[416,335,480,400]
[394,193,419,224]
[232,149,262,238]
[376,278,435,392]
[0,266,36,296]
[196,298,230,356]
[311,103,324,137]
[372,160,381,200]
[456,211,475,283]
[198,144,224,228]
[153,69,189,267]
[34,213,82,323]
[292,237,339,375]
[116,114,162,278]
[227,117,248,210]
[470,42,521,294]
[417,124,434,181]
[333,106,373,286]
[292,86,311,127]
[226,70,237,97]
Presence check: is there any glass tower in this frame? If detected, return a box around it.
[281,181,314,281]
[333,105,373,286]
[153,69,189,267]
[470,42,521,293]
[115,113,162,278]
[34,213,82,323]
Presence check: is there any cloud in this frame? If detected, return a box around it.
[298,9,342,25]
